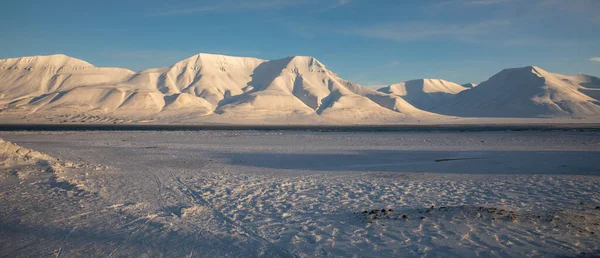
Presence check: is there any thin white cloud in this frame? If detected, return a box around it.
[155,1,297,15]
[590,57,600,63]
[502,38,599,47]
[153,0,347,16]
[341,15,599,46]
[388,60,400,66]
[430,0,512,8]
[153,0,309,16]
[342,20,510,42]
[314,0,350,12]
[463,0,512,5]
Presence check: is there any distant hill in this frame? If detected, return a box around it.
[433,66,600,118]
[378,79,468,111]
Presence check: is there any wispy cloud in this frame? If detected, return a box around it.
[153,0,347,16]
[388,60,401,66]
[536,0,600,18]
[154,0,306,16]
[341,20,510,42]
[591,57,600,63]
[430,0,512,8]
[314,0,350,12]
[463,0,512,5]
[502,37,599,47]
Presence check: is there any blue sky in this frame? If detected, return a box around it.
[1,0,598,85]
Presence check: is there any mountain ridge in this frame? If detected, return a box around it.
[433,66,600,118]
[378,79,468,111]
[0,53,599,124]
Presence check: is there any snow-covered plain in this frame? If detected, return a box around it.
[1,130,600,257]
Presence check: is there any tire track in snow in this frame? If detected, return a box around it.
[107,214,157,258]
[169,170,297,258]
[55,227,76,258]
[187,214,215,258]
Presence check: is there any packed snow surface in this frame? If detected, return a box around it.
[1,130,600,257]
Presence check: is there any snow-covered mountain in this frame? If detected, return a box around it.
[0,54,135,101]
[557,73,600,102]
[378,79,468,111]
[0,54,433,124]
[1,54,599,123]
[461,83,477,88]
[434,66,600,118]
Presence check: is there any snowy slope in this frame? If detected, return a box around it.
[378,79,468,110]
[558,73,600,102]
[216,56,430,122]
[129,53,265,104]
[434,66,600,118]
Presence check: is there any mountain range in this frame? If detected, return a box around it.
[0,54,599,124]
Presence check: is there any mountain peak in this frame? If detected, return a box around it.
[462,83,477,88]
[493,65,554,81]
[193,53,262,59]
[386,78,467,96]
[182,53,266,62]
[434,64,600,118]
[0,54,94,69]
[281,55,326,72]
[169,53,266,72]
[288,55,317,61]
